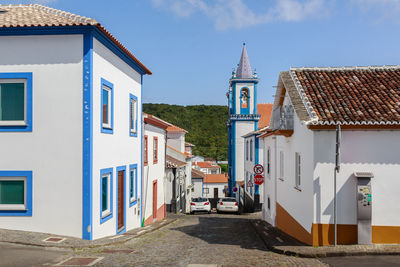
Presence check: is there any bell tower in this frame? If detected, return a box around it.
[227,43,259,194]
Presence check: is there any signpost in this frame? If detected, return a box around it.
[254,164,264,175]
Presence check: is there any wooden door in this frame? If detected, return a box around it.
[153,181,157,219]
[118,170,125,230]
[214,187,218,199]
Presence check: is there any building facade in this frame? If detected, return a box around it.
[261,67,400,245]
[0,4,151,240]
[227,44,260,195]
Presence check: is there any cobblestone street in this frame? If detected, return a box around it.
[66,213,326,267]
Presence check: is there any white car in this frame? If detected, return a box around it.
[190,197,211,214]
[216,198,239,214]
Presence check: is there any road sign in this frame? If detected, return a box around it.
[254,164,264,174]
[254,174,264,185]
[247,181,254,187]
[233,186,238,192]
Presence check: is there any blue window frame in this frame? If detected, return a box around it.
[100,168,113,224]
[0,171,32,216]
[0,73,32,132]
[129,94,138,137]
[240,87,250,115]
[100,78,113,134]
[129,164,138,207]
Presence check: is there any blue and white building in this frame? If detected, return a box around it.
[0,4,151,240]
[227,44,260,195]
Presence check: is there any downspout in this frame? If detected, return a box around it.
[274,136,278,227]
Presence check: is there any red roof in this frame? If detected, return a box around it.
[195,162,220,168]
[257,103,273,129]
[166,125,188,133]
[291,67,400,125]
[203,174,228,184]
[192,169,205,178]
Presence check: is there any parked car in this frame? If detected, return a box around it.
[190,197,211,214]
[216,198,239,214]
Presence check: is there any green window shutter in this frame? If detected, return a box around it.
[0,83,25,121]
[0,180,25,204]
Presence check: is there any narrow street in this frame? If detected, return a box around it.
[1,213,400,266]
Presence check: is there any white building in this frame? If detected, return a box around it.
[242,104,273,212]
[0,5,151,240]
[202,174,228,200]
[193,162,221,174]
[191,169,206,199]
[143,114,169,226]
[165,125,193,214]
[261,67,400,246]
[227,44,260,195]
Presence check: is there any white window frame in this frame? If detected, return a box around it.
[130,98,137,134]
[101,173,111,218]
[295,152,301,188]
[102,84,112,129]
[0,79,27,126]
[130,168,136,203]
[0,177,27,211]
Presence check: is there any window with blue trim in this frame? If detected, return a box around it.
[250,139,253,162]
[100,168,113,223]
[129,164,137,206]
[129,94,138,137]
[240,87,250,114]
[0,73,32,132]
[101,79,113,134]
[0,171,32,216]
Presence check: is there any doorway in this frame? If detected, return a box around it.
[117,170,125,232]
[214,187,218,199]
[153,181,157,220]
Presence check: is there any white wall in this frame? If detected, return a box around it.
[92,38,142,239]
[143,124,166,222]
[192,178,203,198]
[244,135,256,199]
[314,130,400,227]
[167,132,185,153]
[262,136,277,226]
[235,121,254,183]
[203,183,227,199]
[0,35,83,237]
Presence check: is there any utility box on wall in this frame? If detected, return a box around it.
[355,173,374,245]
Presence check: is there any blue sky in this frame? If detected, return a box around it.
[6,0,400,105]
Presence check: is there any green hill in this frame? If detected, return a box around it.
[143,103,228,161]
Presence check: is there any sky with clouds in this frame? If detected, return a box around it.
[4,0,400,105]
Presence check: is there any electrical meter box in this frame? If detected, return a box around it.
[357,177,372,244]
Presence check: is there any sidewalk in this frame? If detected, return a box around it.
[0,214,182,249]
[251,219,400,258]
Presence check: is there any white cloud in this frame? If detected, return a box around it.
[151,0,327,30]
[352,0,400,20]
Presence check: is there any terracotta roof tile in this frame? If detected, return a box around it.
[166,155,186,168]
[291,66,400,125]
[203,174,228,184]
[166,125,188,133]
[192,169,205,178]
[257,103,273,129]
[195,162,220,168]
[0,4,151,75]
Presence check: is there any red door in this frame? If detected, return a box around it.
[118,170,125,230]
[153,181,157,220]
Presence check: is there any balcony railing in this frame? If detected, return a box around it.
[272,105,294,130]
[229,114,261,121]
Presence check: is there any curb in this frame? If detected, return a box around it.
[0,218,178,250]
[250,220,400,258]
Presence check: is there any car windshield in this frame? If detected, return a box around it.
[192,198,208,202]
[221,198,236,202]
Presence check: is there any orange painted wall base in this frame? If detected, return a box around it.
[144,203,167,226]
[276,203,400,245]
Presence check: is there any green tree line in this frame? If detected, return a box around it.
[143,103,228,161]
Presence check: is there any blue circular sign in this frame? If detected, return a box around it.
[233,186,238,192]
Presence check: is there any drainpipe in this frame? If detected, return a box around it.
[274,136,278,227]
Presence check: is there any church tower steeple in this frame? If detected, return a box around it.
[227,43,260,195]
[236,43,252,79]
